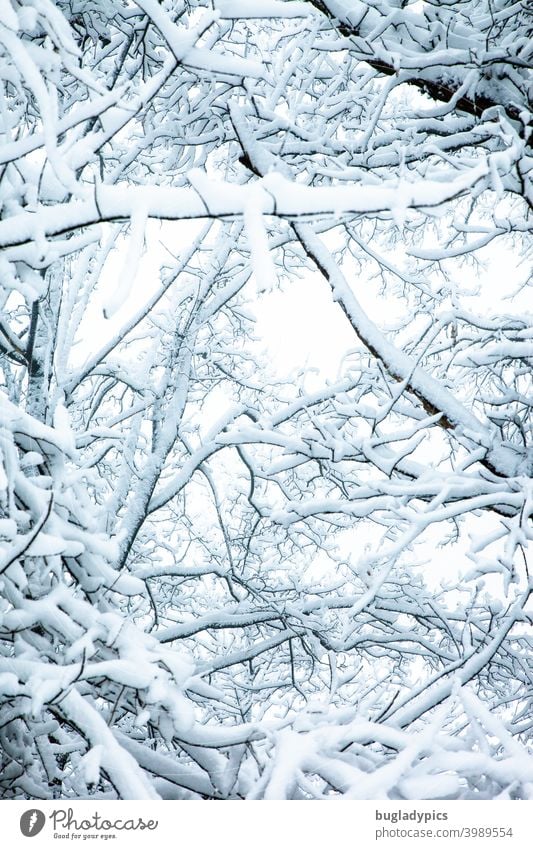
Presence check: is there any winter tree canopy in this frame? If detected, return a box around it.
[0,0,532,800]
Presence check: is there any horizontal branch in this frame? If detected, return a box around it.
[0,166,488,252]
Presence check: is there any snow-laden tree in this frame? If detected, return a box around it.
[0,0,532,799]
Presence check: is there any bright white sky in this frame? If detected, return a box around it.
[77,212,529,387]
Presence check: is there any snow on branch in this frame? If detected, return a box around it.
[0,0,531,802]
